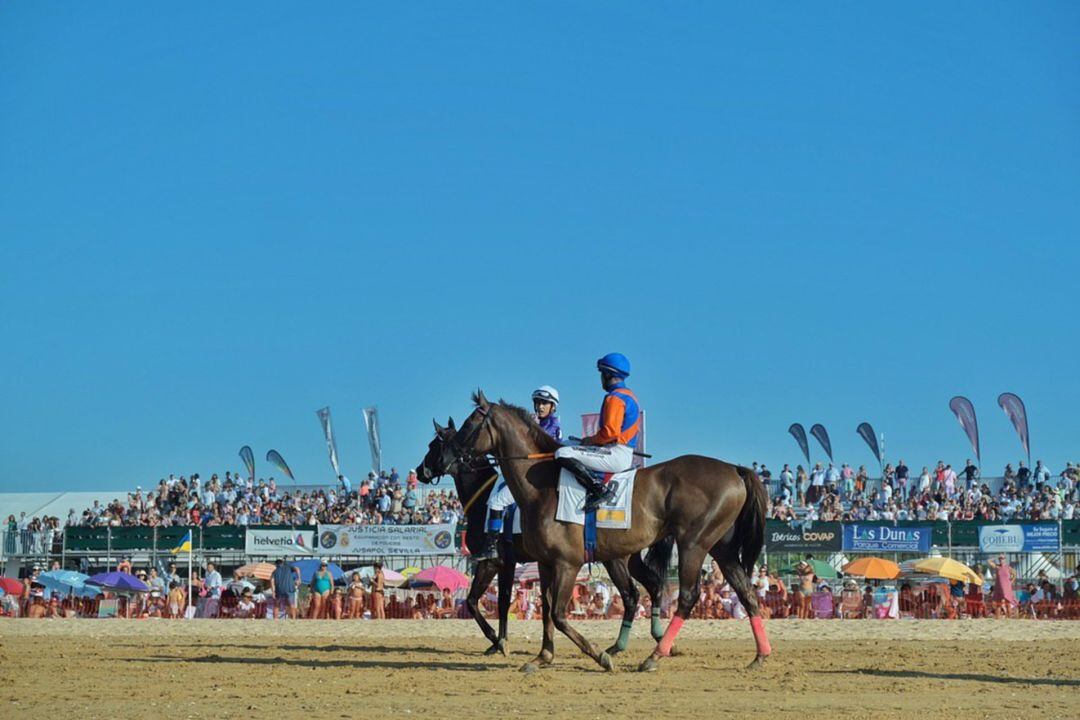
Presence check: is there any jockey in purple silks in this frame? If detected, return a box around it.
[474,386,562,560]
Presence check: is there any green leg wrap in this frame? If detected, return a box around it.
[650,607,663,640]
[615,619,633,651]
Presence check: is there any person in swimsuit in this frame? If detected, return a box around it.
[371,562,386,619]
[309,562,333,619]
[347,572,366,618]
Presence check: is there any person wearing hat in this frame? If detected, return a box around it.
[555,353,641,511]
[474,385,563,560]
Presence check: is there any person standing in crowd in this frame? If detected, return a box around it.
[309,561,334,619]
[270,558,301,620]
[895,459,909,502]
[201,562,223,618]
[347,572,366,618]
[371,562,386,619]
[808,463,826,505]
[988,553,1018,617]
[780,464,794,500]
[1016,461,1031,489]
[841,464,854,500]
[855,465,869,496]
[167,581,185,618]
[795,465,808,506]
[825,463,840,495]
[961,459,979,492]
[1033,460,1050,489]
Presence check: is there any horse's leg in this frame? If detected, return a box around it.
[639,543,704,672]
[466,559,501,654]
[549,561,614,671]
[629,552,680,655]
[712,547,771,669]
[521,563,556,673]
[602,558,639,657]
[494,548,514,656]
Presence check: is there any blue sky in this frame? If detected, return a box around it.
[2,3,1078,492]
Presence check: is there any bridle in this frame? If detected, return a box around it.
[442,405,497,475]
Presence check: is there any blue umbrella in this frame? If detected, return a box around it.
[291,560,344,584]
[39,570,101,599]
[87,571,150,592]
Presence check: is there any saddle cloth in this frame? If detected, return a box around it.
[555,467,635,529]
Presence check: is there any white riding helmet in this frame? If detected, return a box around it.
[532,385,560,406]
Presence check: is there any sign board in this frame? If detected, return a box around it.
[765,521,842,552]
[842,523,933,553]
[978,524,1060,553]
[316,523,457,556]
[244,529,317,556]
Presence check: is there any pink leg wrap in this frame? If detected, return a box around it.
[656,615,684,656]
[750,615,771,656]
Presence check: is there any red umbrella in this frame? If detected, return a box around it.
[408,566,470,592]
[0,577,25,595]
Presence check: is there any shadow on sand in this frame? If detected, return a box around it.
[815,668,1080,688]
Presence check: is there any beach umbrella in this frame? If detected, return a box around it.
[235,563,276,581]
[782,559,838,579]
[515,563,590,584]
[398,566,422,578]
[911,557,982,584]
[0,577,24,595]
[842,557,901,580]
[38,570,101,599]
[290,560,345,584]
[87,571,149,593]
[408,566,470,592]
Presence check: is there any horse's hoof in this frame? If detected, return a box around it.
[483,643,500,656]
[521,662,539,674]
[599,651,615,672]
[497,639,509,657]
[638,656,659,673]
[604,644,623,657]
[746,654,768,670]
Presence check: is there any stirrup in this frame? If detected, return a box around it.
[584,484,615,512]
[474,534,501,561]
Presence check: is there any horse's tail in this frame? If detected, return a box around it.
[639,534,675,586]
[733,466,768,577]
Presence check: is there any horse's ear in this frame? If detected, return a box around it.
[447,416,456,431]
[433,418,445,434]
[475,389,490,409]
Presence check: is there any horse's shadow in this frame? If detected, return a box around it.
[815,668,1080,688]
[123,653,491,672]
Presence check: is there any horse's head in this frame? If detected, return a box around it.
[415,417,458,483]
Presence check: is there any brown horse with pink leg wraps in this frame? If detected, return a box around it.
[431,390,771,673]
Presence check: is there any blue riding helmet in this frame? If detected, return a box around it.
[596,352,631,378]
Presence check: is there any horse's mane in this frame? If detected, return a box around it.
[472,391,561,454]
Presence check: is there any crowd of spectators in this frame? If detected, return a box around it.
[759,459,1079,523]
[4,467,463,556]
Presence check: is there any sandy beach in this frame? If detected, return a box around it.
[2,618,1077,719]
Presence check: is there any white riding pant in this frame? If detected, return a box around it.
[486,478,516,512]
[554,444,634,475]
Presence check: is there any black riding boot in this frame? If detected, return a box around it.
[558,457,616,512]
[474,509,504,561]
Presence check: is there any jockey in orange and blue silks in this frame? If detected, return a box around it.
[474,385,562,561]
[555,352,640,511]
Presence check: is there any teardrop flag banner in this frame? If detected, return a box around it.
[788,423,810,465]
[856,422,882,469]
[948,396,981,464]
[997,392,1030,465]
[316,406,342,476]
[810,424,833,462]
[266,449,296,483]
[239,445,255,481]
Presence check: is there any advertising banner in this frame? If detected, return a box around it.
[362,406,382,475]
[978,524,1059,553]
[315,406,342,475]
[765,521,842,552]
[245,528,317,556]
[842,524,932,553]
[316,523,457,556]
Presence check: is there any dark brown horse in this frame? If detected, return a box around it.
[428,391,771,673]
[418,421,675,659]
